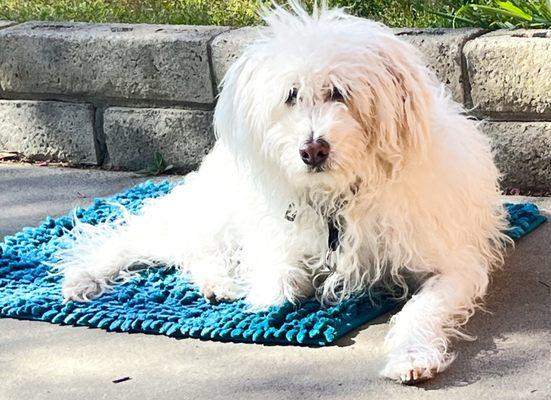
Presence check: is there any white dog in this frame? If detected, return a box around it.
[57,1,510,384]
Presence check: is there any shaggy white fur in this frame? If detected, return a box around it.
[56,1,511,384]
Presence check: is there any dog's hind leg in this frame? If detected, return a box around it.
[57,201,187,302]
[58,179,244,303]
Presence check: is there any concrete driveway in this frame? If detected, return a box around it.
[1,163,550,400]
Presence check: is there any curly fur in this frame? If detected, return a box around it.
[55,1,511,384]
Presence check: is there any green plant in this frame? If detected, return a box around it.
[137,151,174,176]
[437,0,551,28]
[0,0,472,28]
[0,0,267,26]
[330,0,469,27]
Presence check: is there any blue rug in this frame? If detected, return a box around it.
[0,181,546,346]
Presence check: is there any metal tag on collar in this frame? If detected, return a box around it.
[285,204,297,222]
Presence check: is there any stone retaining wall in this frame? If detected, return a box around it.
[0,21,549,190]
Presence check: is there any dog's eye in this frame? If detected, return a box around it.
[286,88,298,106]
[330,87,345,103]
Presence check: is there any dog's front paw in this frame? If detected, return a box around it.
[62,272,105,302]
[199,279,242,303]
[381,347,454,385]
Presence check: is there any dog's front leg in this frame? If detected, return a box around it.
[381,262,489,384]
[245,258,313,311]
[240,218,315,310]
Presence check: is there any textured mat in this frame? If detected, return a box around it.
[0,181,546,345]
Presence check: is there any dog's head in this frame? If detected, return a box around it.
[214,1,435,192]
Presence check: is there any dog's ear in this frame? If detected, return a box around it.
[213,49,262,158]
[349,37,434,178]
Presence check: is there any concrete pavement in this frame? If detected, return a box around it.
[0,163,155,239]
[0,163,550,399]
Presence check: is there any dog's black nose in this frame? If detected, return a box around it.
[299,138,330,168]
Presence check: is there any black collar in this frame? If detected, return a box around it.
[327,218,340,251]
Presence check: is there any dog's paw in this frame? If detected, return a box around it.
[380,348,453,385]
[62,272,105,302]
[199,279,242,303]
[381,359,435,385]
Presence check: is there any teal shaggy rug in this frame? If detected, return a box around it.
[0,181,546,345]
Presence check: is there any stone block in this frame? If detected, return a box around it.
[0,100,97,164]
[464,30,551,116]
[0,22,228,104]
[103,107,214,171]
[481,121,551,191]
[0,21,16,30]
